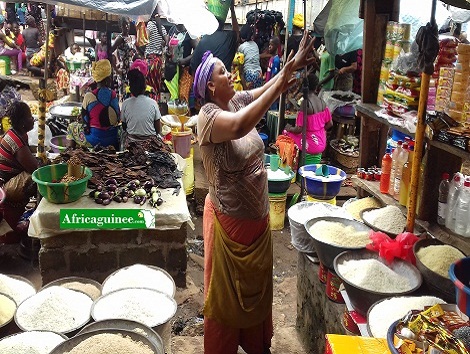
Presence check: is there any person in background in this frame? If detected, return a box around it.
[94,32,108,61]
[0,14,22,75]
[135,20,149,57]
[193,31,315,353]
[67,59,120,149]
[27,3,45,43]
[286,13,304,56]
[265,36,281,82]
[334,50,357,91]
[283,73,333,163]
[111,16,136,101]
[22,15,40,60]
[145,11,168,97]
[190,0,239,75]
[64,42,81,59]
[0,101,38,231]
[121,65,161,148]
[237,24,262,89]
[123,59,158,101]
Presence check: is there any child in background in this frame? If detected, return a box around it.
[283,74,333,160]
[265,36,281,82]
[95,32,108,61]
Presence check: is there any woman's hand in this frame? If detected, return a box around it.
[275,51,297,93]
[292,31,316,71]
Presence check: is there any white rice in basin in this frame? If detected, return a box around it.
[308,220,370,248]
[0,331,66,354]
[0,273,36,305]
[337,258,418,293]
[362,205,406,235]
[93,288,177,328]
[15,286,92,333]
[368,296,444,338]
[102,264,175,297]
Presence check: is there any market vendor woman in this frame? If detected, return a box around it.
[0,101,38,229]
[67,59,120,149]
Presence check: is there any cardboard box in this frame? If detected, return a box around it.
[325,334,391,354]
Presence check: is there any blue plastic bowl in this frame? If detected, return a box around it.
[259,133,268,148]
[449,257,470,316]
[298,164,346,200]
[386,320,400,354]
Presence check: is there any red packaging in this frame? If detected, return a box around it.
[326,269,344,303]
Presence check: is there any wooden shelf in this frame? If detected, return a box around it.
[428,139,470,161]
[356,103,415,138]
[352,176,470,255]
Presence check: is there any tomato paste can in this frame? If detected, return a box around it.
[318,262,328,284]
[342,307,360,335]
[326,269,344,303]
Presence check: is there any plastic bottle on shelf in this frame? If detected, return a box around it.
[437,173,450,225]
[453,179,470,237]
[393,142,409,200]
[388,140,403,196]
[399,144,414,207]
[446,173,464,232]
[380,148,392,194]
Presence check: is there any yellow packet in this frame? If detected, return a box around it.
[422,304,444,320]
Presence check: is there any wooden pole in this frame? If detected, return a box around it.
[406,0,437,232]
[37,4,51,164]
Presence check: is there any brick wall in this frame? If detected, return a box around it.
[38,223,188,288]
[296,253,345,353]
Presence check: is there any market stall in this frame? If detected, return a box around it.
[27,139,191,288]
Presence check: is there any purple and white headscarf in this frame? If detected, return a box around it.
[193,51,218,102]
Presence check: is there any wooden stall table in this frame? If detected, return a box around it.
[28,180,192,288]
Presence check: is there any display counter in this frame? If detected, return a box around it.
[28,183,192,287]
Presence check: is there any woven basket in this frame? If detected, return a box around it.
[329,140,359,173]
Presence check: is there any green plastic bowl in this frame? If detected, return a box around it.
[32,163,92,204]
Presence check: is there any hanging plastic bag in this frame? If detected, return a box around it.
[324,0,363,57]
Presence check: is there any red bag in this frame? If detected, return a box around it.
[366,230,419,265]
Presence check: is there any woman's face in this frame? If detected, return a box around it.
[100,33,107,45]
[23,108,35,132]
[5,23,11,36]
[208,60,235,103]
[12,23,20,36]
[121,21,130,36]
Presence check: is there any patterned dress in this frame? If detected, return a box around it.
[115,35,136,101]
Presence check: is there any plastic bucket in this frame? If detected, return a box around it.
[0,60,6,76]
[0,56,11,75]
[259,133,268,148]
[306,195,336,205]
[172,128,192,158]
[268,192,287,231]
[287,201,317,253]
[182,148,195,195]
[449,257,470,316]
[207,0,231,22]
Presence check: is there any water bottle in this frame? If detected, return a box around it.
[437,173,450,225]
[380,148,392,194]
[388,140,403,195]
[445,173,463,231]
[453,179,470,236]
[393,142,409,200]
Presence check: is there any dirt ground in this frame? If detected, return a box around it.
[171,207,306,354]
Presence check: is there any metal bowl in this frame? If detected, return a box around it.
[78,319,164,353]
[0,330,67,353]
[42,276,102,301]
[0,293,16,331]
[14,287,93,337]
[366,295,445,338]
[48,102,82,119]
[91,288,177,328]
[334,249,422,317]
[413,238,465,303]
[387,320,400,354]
[101,264,176,298]
[304,217,372,269]
[50,328,162,354]
[359,207,403,238]
[0,274,38,305]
